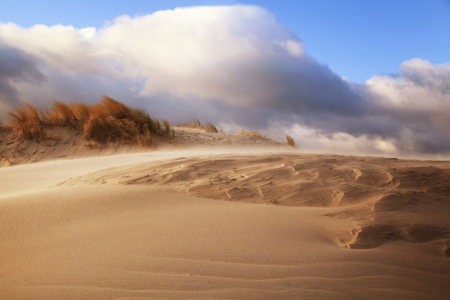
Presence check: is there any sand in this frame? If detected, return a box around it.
[1,130,450,299]
[0,126,289,167]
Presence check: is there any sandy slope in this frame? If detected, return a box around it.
[1,147,450,299]
[59,153,450,251]
[0,126,289,167]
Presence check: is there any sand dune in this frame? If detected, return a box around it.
[60,153,450,250]
[1,149,450,299]
[0,126,289,167]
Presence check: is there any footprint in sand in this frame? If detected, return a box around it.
[330,188,344,206]
[189,171,198,181]
[286,166,299,176]
[350,228,362,237]
[353,169,363,180]
[308,170,320,180]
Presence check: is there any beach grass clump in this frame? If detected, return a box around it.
[204,122,218,133]
[178,118,218,133]
[238,128,267,139]
[6,96,172,146]
[286,134,297,148]
[8,103,43,139]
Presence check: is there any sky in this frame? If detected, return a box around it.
[1,0,449,83]
[0,0,449,158]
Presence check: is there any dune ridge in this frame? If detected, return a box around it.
[59,153,450,252]
[0,97,294,168]
[0,125,289,167]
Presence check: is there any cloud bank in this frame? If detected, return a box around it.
[0,44,45,112]
[0,5,449,157]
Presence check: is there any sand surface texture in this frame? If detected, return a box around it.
[1,149,450,299]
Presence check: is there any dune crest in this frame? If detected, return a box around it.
[0,124,291,167]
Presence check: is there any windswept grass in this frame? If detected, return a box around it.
[7,96,172,146]
[286,135,297,148]
[237,128,267,139]
[178,119,218,133]
[8,104,43,139]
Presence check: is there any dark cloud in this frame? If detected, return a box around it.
[0,43,45,108]
[228,54,367,116]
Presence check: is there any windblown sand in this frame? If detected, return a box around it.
[1,147,450,298]
[0,126,289,167]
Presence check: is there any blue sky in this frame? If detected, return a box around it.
[0,0,449,83]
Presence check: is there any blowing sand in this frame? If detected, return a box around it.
[1,140,450,298]
[0,126,289,167]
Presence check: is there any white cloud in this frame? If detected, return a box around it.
[367,59,450,113]
[364,58,450,153]
[374,140,396,154]
[275,40,303,57]
[0,23,103,74]
[95,5,307,103]
[0,5,307,104]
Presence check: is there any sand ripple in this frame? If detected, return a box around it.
[60,153,450,251]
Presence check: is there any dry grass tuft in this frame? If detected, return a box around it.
[8,104,43,139]
[238,128,267,139]
[6,96,172,146]
[70,102,92,124]
[286,135,297,148]
[178,119,218,133]
[53,101,76,126]
[204,122,218,133]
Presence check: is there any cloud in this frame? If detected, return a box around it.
[0,43,46,114]
[365,59,450,154]
[0,5,448,157]
[0,23,101,73]
[96,6,366,118]
[0,6,362,114]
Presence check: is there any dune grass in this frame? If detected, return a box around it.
[177,119,218,133]
[8,103,43,139]
[237,128,267,139]
[6,96,172,146]
[286,135,297,148]
[4,97,299,151]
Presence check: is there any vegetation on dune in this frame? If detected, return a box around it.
[286,135,297,148]
[177,118,218,133]
[237,128,267,139]
[6,96,173,146]
[8,103,43,139]
[2,96,300,156]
